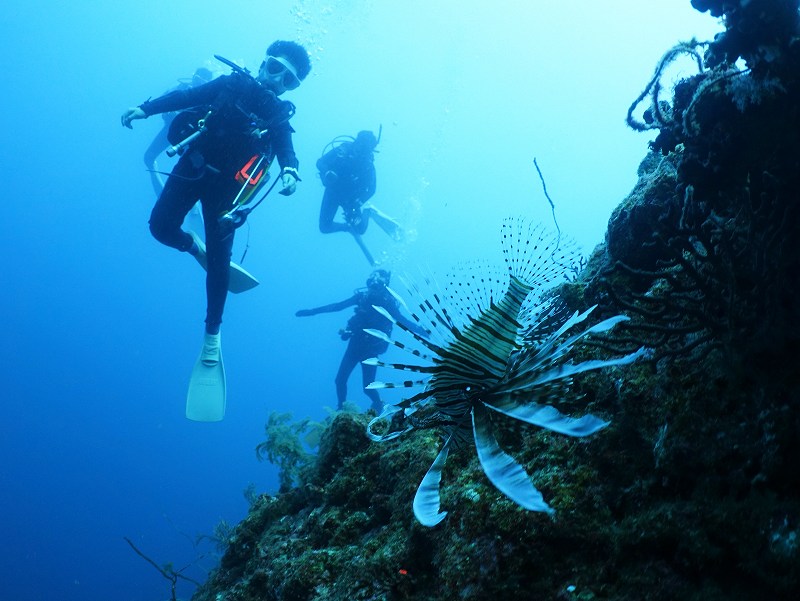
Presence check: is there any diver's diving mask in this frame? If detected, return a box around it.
[261,56,300,91]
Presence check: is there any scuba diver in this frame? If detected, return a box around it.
[295,270,422,413]
[121,40,311,421]
[316,129,403,265]
[143,67,214,197]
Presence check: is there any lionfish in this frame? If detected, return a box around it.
[364,218,644,526]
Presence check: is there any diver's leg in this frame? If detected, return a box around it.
[148,156,199,252]
[319,190,351,234]
[335,342,360,409]
[199,186,234,335]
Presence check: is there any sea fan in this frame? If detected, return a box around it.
[364,218,645,526]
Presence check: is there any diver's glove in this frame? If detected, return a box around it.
[121,107,147,129]
[279,167,300,196]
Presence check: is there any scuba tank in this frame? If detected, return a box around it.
[318,124,382,160]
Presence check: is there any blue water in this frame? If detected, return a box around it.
[0,2,721,600]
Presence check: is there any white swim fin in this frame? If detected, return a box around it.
[188,230,259,294]
[363,204,404,241]
[186,332,226,422]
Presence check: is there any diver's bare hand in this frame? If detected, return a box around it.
[279,169,299,196]
[121,107,146,129]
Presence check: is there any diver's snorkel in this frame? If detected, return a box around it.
[215,54,278,96]
[213,54,253,78]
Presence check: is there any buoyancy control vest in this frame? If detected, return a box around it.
[167,73,295,174]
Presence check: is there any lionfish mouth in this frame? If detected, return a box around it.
[363,218,646,526]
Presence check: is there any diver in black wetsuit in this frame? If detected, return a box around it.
[121,41,311,364]
[316,130,379,236]
[316,130,404,265]
[295,270,420,412]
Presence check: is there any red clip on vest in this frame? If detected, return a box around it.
[235,155,266,186]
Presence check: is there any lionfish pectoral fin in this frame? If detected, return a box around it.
[472,403,554,513]
[385,285,410,312]
[503,343,647,395]
[542,314,634,366]
[585,314,630,333]
[486,401,609,437]
[366,379,427,390]
[363,326,434,362]
[372,304,447,356]
[413,436,452,526]
[385,285,429,334]
[527,348,648,389]
[363,328,392,343]
[527,306,597,364]
[371,304,397,324]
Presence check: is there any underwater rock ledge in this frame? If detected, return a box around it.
[191,349,799,601]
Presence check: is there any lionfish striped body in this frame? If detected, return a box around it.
[365,219,644,526]
[425,275,531,423]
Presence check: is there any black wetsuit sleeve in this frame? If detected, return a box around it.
[272,121,299,171]
[303,294,359,315]
[316,148,338,174]
[139,75,231,116]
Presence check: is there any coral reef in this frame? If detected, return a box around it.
[256,411,319,492]
[189,2,800,599]
[596,0,800,367]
